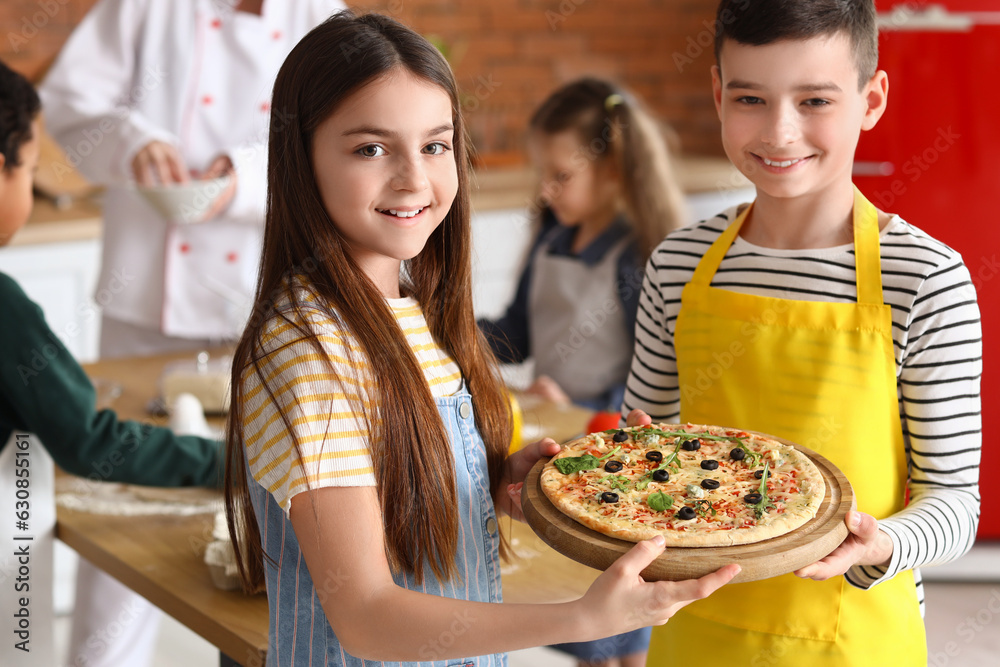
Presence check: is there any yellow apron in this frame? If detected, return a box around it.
[649,189,925,665]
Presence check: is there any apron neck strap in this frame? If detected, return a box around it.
[852,186,884,306]
[689,207,748,287]
[690,187,884,306]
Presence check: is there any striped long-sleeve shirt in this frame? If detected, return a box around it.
[623,207,982,614]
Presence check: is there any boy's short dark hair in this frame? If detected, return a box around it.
[714,0,878,89]
[0,60,41,172]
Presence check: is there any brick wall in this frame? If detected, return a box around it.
[1,0,725,165]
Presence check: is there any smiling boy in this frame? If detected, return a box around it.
[622,1,981,664]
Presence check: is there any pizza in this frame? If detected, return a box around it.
[539,423,825,547]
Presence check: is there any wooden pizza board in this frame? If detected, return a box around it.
[521,438,855,584]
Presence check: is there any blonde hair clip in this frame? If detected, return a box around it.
[604,93,624,112]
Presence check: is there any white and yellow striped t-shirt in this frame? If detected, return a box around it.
[242,291,462,514]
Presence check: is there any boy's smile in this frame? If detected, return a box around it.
[713,33,887,221]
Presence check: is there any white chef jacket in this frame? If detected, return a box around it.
[40,0,344,338]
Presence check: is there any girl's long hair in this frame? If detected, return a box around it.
[225,11,512,592]
[530,78,687,262]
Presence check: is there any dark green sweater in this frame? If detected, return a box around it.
[0,272,221,487]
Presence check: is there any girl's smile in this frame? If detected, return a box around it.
[376,205,429,220]
[311,68,458,296]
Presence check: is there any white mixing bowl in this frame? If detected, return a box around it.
[135,174,233,224]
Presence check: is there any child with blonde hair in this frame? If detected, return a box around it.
[481,78,686,420]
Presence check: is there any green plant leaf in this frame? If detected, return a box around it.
[752,460,776,520]
[692,499,717,517]
[552,446,621,475]
[647,492,674,512]
[731,439,761,468]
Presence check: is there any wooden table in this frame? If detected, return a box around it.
[59,351,603,665]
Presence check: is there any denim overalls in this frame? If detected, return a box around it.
[247,384,507,667]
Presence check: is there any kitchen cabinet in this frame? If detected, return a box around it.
[0,196,102,363]
[0,240,102,364]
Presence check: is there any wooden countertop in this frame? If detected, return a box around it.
[16,155,748,247]
[62,350,603,663]
[57,503,269,665]
[13,125,103,247]
[12,195,103,247]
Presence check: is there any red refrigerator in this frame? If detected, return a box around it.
[855,2,1000,537]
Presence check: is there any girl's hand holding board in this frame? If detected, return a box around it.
[579,537,740,631]
[499,437,561,521]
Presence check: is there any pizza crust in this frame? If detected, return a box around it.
[540,423,826,548]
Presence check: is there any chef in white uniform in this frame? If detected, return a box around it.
[41,0,344,357]
[39,1,343,664]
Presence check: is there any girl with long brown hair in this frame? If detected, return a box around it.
[480,78,687,417]
[225,11,737,665]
